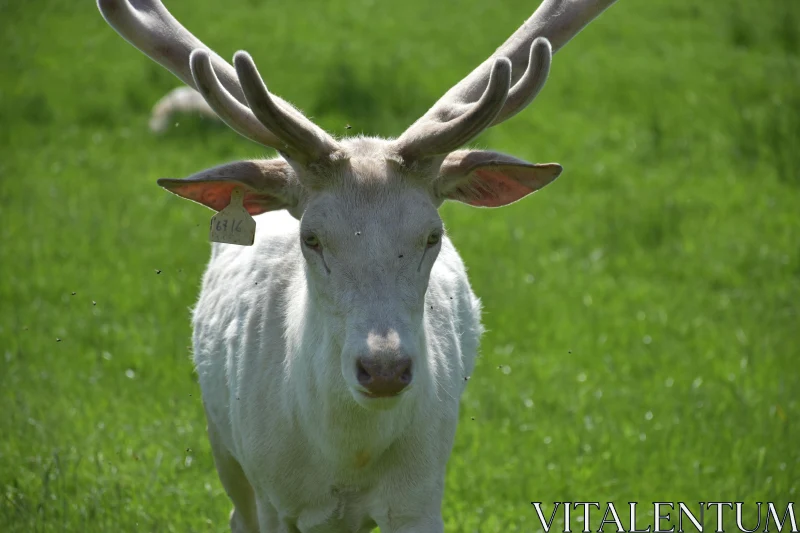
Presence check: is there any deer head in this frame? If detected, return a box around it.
[97,0,617,403]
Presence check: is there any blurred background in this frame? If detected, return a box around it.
[1,0,798,531]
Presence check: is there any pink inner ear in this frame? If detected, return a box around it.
[163,181,279,215]
[166,181,239,211]
[469,168,536,207]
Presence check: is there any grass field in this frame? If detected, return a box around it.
[1,0,799,531]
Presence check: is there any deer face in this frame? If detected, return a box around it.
[296,140,443,404]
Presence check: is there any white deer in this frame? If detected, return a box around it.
[97,1,618,532]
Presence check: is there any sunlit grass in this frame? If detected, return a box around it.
[1,0,798,531]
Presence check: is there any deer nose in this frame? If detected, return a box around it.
[356,356,412,397]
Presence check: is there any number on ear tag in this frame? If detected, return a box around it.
[209,188,256,246]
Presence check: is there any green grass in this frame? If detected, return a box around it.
[1,0,799,531]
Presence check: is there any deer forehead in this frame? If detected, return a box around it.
[339,136,402,162]
[301,183,440,240]
[289,137,410,194]
[299,139,440,229]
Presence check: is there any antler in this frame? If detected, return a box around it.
[395,0,618,159]
[97,0,340,163]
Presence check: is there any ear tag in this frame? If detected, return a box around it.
[209,188,256,246]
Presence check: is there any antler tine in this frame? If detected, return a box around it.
[234,52,341,165]
[97,0,244,103]
[491,37,552,126]
[98,0,340,161]
[189,49,282,148]
[395,0,617,160]
[448,0,616,117]
[396,58,512,159]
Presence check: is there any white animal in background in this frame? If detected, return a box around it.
[97,1,618,532]
[148,85,215,133]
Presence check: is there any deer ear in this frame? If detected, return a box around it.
[157,159,301,215]
[435,150,562,207]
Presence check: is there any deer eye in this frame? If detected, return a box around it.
[303,234,320,248]
[426,232,442,247]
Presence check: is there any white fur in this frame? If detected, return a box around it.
[192,143,483,532]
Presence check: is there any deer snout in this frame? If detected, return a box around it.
[356,356,412,398]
